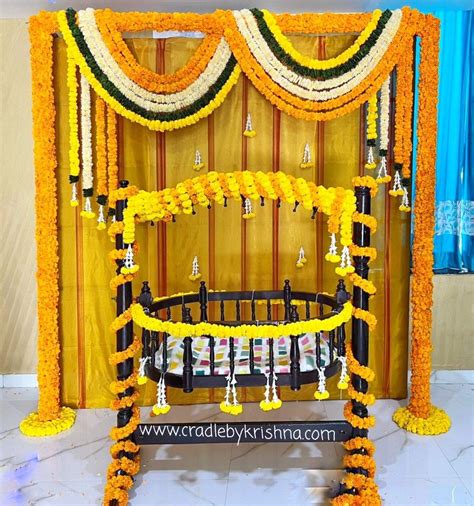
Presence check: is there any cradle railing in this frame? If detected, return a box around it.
[137,279,350,392]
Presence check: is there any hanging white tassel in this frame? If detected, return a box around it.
[314,366,329,400]
[399,187,411,213]
[300,142,314,169]
[80,196,95,219]
[243,112,256,137]
[193,149,204,171]
[271,372,282,409]
[259,372,272,411]
[152,375,171,415]
[121,243,138,274]
[337,356,349,390]
[389,170,404,197]
[97,204,106,230]
[220,371,242,415]
[188,255,202,281]
[243,198,255,219]
[376,156,390,184]
[70,182,79,207]
[377,76,391,184]
[230,373,242,415]
[296,246,307,268]
[366,146,375,169]
[220,372,233,413]
[137,356,150,385]
[325,233,341,263]
[336,245,354,277]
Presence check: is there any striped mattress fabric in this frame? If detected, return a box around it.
[155,333,330,376]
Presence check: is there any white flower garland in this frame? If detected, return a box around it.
[233,9,402,102]
[377,75,391,182]
[77,9,233,112]
[80,73,93,192]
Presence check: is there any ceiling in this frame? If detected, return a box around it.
[1,0,473,18]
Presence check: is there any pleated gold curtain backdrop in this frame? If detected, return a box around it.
[54,34,410,409]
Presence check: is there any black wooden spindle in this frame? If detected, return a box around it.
[209,336,215,376]
[251,299,256,321]
[236,300,241,321]
[289,305,300,391]
[338,324,347,357]
[329,330,335,364]
[249,338,255,374]
[229,337,235,377]
[166,307,171,320]
[319,303,324,317]
[269,338,275,377]
[138,282,153,367]
[182,308,193,393]
[199,281,208,322]
[305,300,311,320]
[220,301,225,321]
[150,331,157,369]
[162,333,168,373]
[283,280,292,321]
[266,300,272,320]
[315,332,322,369]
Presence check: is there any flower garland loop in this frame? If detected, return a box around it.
[109,334,141,365]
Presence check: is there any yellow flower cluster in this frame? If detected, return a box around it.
[393,405,451,435]
[365,94,378,170]
[19,407,76,437]
[66,47,80,183]
[131,300,353,339]
[262,9,382,70]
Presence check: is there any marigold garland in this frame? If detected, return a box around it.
[110,389,141,410]
[95,96,108,198]
[350,245,377,261]
[351,176,378,197]
[24,12,67,434]
[348,384,376,406]
[110,308,132,333]
[352,212,377,233]
[110,440,140,458]
[106,104,118,195]
[349,273,377,296]
[109,334,141,365]
[343,454,376,478]
[346,346,376,382]
[342,437,376,456]
[110,272,135,291]
[343,402,376,429]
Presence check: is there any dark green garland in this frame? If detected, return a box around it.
[250,8,392,80]
[65,9,238,123]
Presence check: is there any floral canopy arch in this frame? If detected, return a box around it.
[26,5,447,444]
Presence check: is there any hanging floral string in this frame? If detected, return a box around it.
[243,112,256,137]
[376,75,391,183]
[364,93,378,170]
[79,74,95,218]
[193,149,204,171]
[300,142,314,169]
[67,47,80,207]
[189,256,202,281]
[296,246,307,268]
[95,96,108,229]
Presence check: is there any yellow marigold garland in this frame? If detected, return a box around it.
[352,212,377,233]
[66,46,80,184]
[343,454,376,478]
[343,402,376,429]
[350,245,377,262]
[110,440,140,458]
[110,272,135,291]
[349,273,377,296]
[109,334,141,365]
[342,437,375,456]
[348,384,376,406]
[110,308,132,333]
[352,308,377,332]
[106,104,119,195]
[351,176,378,197]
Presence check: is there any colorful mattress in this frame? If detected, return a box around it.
[156,333,330,376]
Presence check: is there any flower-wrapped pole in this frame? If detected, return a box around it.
[333,185,381,505]
[104,180,141,505]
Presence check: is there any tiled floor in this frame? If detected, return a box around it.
[0,384,472,505]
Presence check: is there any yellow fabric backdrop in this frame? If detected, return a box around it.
[54,34,410,409]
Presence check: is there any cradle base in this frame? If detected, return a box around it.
[134,420,353,445]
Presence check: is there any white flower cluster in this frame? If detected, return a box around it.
[379,75,391,152]
[233,9,402,102]
[80,74,93,191]
[77,8,234,112]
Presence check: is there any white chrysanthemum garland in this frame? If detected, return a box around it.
[77,9,233,112]
[376,75,392,183]
[80,74,95,219]
[233,9,402,101]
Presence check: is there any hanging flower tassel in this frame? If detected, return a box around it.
[376,156,391,184]
[242,197,255,219]
[314,366,330,400]
[193,150,204,171]
[325,233,341,263]
[300,142,314,169]
[271,372,282,409]
[376,76,391,184]
[220,372,233,414]
[70,182,79,207]
[335,246,355,277]
[188,255,202,281]
[337,356,350,390]
[365,145,376,170]
[230,372,243,415]
[80,196,95,219]
[97,204,106,230]
[152,375,171,415]
[259,372,273,411]
[137,356,150,386]
[399,187,411,213]
[389,170,404,197]
[243,112,256,137]
[296,246,307,268]
[121,244,139,275]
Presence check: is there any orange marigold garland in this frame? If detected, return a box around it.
[393,14,451,436]
[95,95,108,229]
[20,12,76,437]
[106,104,119,221]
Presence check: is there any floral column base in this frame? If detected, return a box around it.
[393,405,451,435]
[19,407,76,437]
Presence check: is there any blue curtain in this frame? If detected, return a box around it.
[413,10,473,273]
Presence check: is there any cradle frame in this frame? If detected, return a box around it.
[112,180,372,499]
